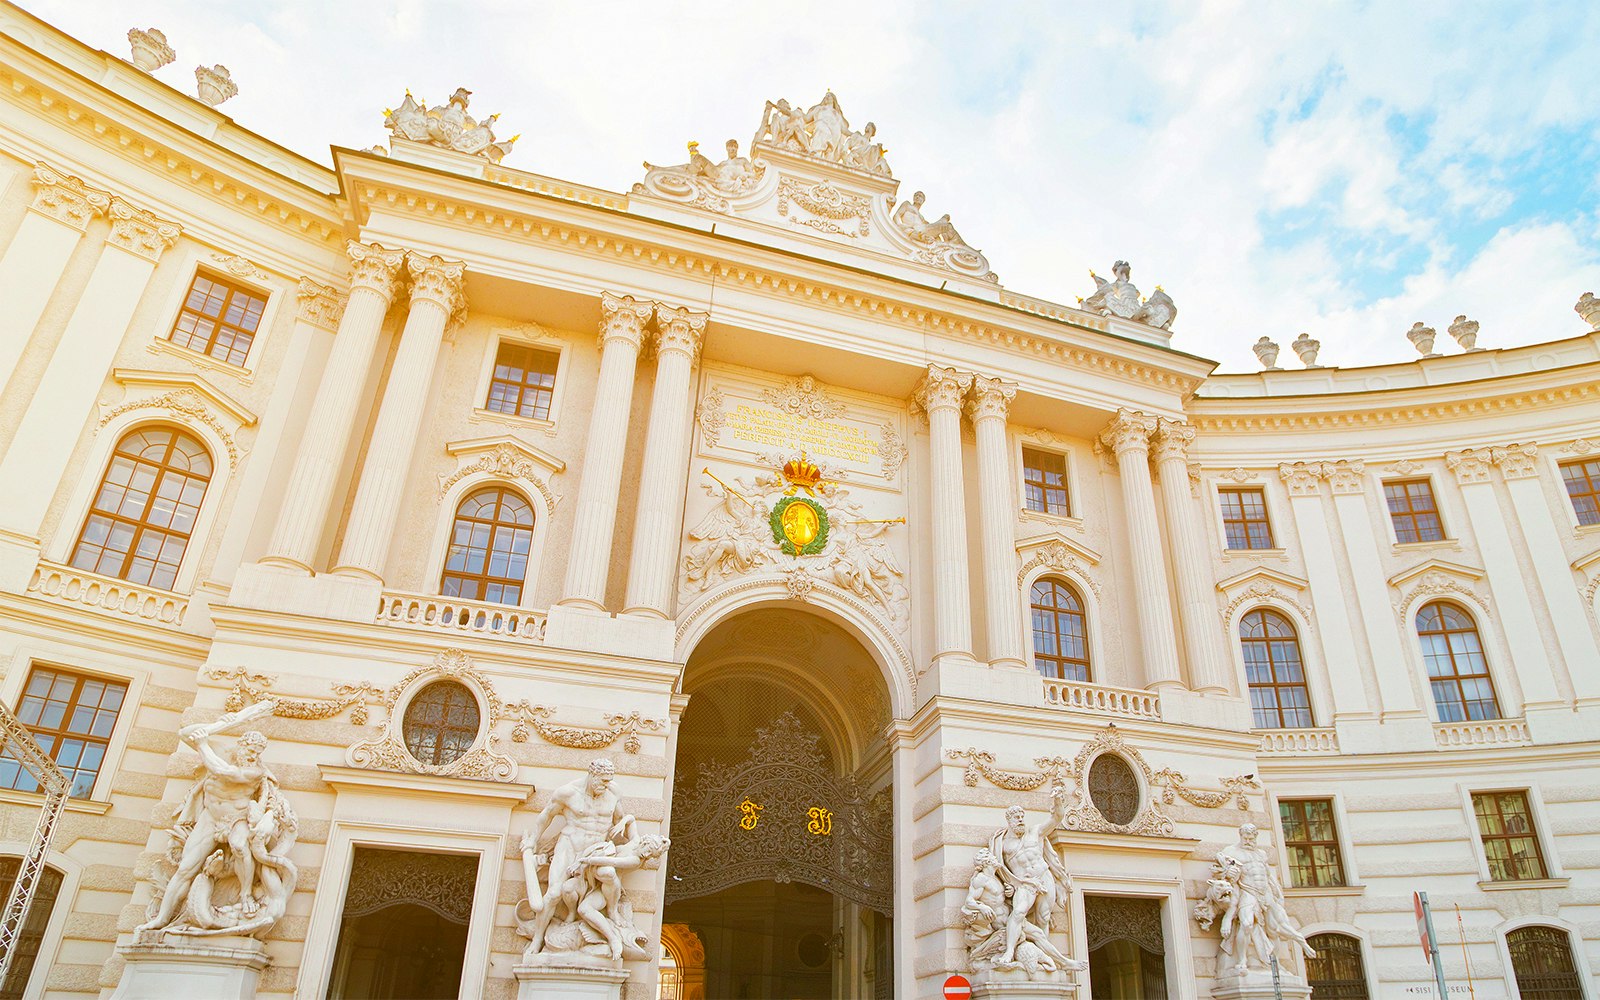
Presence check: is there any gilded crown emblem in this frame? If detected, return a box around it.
[781,452,824,494]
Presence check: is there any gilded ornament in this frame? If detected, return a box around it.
[770,496,829,556]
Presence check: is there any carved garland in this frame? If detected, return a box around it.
[507,703,664,754]
[945,747,1073,791]
[1150,768,1258,810]
[98,390,241,468]
[698,386,728,446]
[776,178,871,238]
[879,422,908,480]
[205,666,381,725]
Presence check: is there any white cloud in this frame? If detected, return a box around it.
[17,0,1598,373]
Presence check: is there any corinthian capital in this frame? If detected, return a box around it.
[1277,462,1323,496]
[29,162,111,231]
[1490,442,1539,480]
[1150,418,1195,464]
[295,277,346,331]
[405,252,467,321]
[912,365,973,415]
[1323,460,1366,494]
[653,303,708,360]
[1098,409,1156,456]
[345,241,406,301]
[1445,448,1493,485]
[965,375,1017,423]
[105,197,181,262]
[598,291,654,350]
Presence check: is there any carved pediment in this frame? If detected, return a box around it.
[1388,558,1491,619]
[439,435,564,512]
[632,94,997,289]
[1017,533,1103,596]
[1216,566,1312,632]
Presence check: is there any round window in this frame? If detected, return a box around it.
[401,680,482,767]
[1087,753,1140,826]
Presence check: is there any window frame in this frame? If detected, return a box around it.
[425,471,553,611]
[1240,607,1315,729]
[1020,446,1072,518]
[1217,486,1276,550]
[1277,797,1348,889]
[438,485,538,607]
[0,845,80,1000]
[1495,920,1593,1000]
[0,665,130,800]
[0,655,143,807]
[1415,600,1502,723]
[1028,576,1094,683]
[1470,789,1550,883]
[1301,929,1373,1000]
[1460,785,1566,887]
[1382,477,1449,545]
[1013,438,1083,528]
[1557,456,1600,529]
[471,329,568,431]
[145,251,283,380]
[165,269,271,369]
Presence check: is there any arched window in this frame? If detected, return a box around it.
[1416,601,1500,722]
[440,487,534,605]
[0,857,64,999]
[1241,609,1313,729]
[1030,578,1090,681]
[69,427,212,591]
[1507,926,1583,1000]
[1306,933,1369,999]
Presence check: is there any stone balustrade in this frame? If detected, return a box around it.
[27,560,187,625]
[374,590,546,642]
[1433,718,1531,748]
[1040,678,1162,720]
[1256,728,1341,755]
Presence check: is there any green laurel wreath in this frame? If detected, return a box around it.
[769,497,830,556]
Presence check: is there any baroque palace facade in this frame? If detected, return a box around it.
[1,6,1598,1000]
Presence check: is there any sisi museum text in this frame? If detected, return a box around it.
[0,8,1597,1000]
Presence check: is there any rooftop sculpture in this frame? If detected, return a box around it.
[753,92,891,176]
[384,87,517,163]
[1079,260,1178,330]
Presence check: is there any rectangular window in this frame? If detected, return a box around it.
[168,272,267,367]
[1472,790,1548,881]
[484,343,560,422]
[1219,487,1274,549]
[1022,448,1070,516]
[1559,458,1600,526]
[1279,798,1346,887]
[0,666,128,799]
[1383,478,1445,543]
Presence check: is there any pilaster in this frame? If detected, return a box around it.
[967,375,1024,669]
[1153,418,1231,693]
[333,252,466,581]
[914,365,975,665]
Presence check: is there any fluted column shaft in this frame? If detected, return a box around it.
[916,366,975,662]
[1153,419,1231,692]
[968,376,1023,668]
[333,252,465,580]
[263,243,404,571]
[1100,410,1183,689]
[624,304,707,617]
[560,293,655,608]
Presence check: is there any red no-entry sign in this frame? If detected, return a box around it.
[944,974,972,999]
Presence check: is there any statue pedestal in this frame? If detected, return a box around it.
[513,963,630,1000]
[972,968,1079,999]
[109,935,269,1000]
[1210,968,1312,1000]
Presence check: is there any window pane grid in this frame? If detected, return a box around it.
[0,666,127,799]
[1220,488,1275,549]
[1242,610,1314,728]
[483,343,560,422]
[1383,478,1445,543]
[1507,926,1584,1000]
[0,858,63,1000]
[69,428,211,590]
[1021,448,1070,516]
[1417,601,1501,722]
[1279,799,1346,887]
[168,273,266,367]
[439,488,535,606]
[1306,933,1369,1000]
[1559,458,1600,527]
[1472,791,1548,881]
[1030,579,1090,681]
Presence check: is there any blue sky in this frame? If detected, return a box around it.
[19,0,1599,371]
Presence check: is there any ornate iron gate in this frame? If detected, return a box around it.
[665,712,892,915]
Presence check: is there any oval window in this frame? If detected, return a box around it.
[1088,753,1140,826]
[401,680,482,767]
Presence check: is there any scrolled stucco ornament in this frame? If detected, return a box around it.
[636,139,761,214]
[384,87,518,162]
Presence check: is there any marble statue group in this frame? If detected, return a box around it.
[1194,822,1317,977]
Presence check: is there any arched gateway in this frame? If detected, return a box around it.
[662,607,898,999]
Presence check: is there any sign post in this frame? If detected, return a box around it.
[1414,891,1450,998]
[1269,953,1284,1000]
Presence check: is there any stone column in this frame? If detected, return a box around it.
[559,293,655,609]
[0,164,111,393]
[1099,409,1183,689]
[261,243,405,572]
[1445,449,1564,710]
[1279,463,1376,722]
[1153,419,1232,693]
[623,303,706,617]
[1491,444,1600,704]
[0,198,180,546]
[332,252,466,581]
[914,365,975,663]
[1322,460,1426,722]
[967,375,1024,669]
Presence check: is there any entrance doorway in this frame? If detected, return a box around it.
[326,847,478,999]
[1085,895,1168,1000]
[664,609,896,1000]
